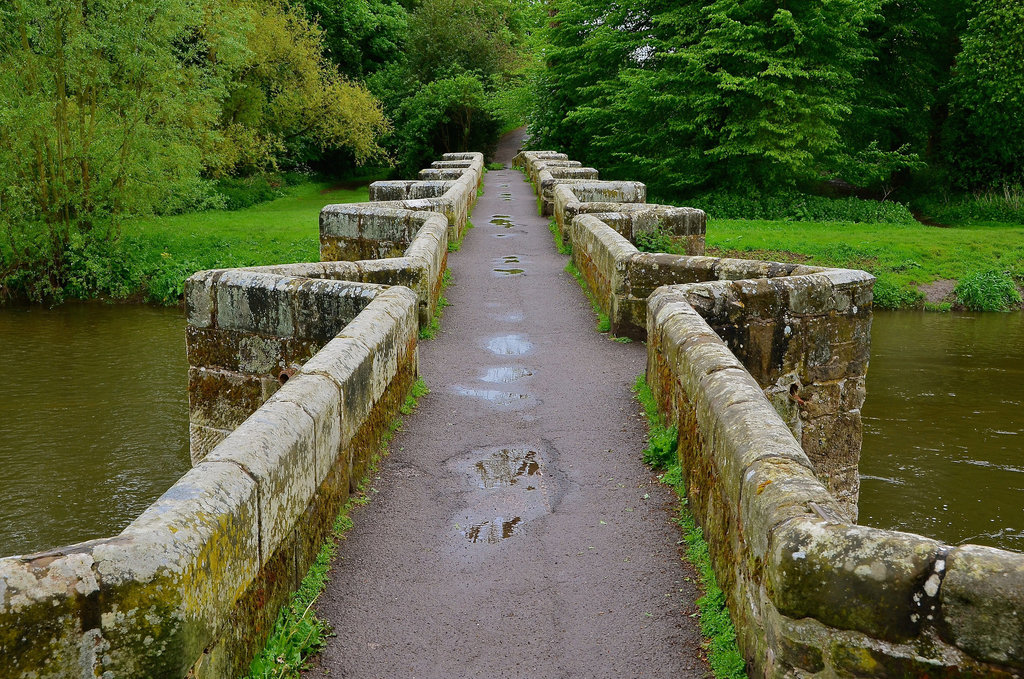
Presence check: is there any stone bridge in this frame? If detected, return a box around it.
[1,139,1022,678]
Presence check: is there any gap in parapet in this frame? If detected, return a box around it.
[515,150,1024,678]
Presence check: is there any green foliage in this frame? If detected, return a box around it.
[945,1,1024,189]
[448,220,474,252]
[635,228,676,255]
[954,271,1022,312]
[401,378,430,415]
[296,0,408,79]
[872,277,924,310]
[632,375,747,679]
[548,219,571,255]
[406,0,523,82]
[533,0,898,194]
[380,72,501,176]
[707,217,1024,310]
[686,191,916,224]
[0,0,390,304]
[915,185,1024,225]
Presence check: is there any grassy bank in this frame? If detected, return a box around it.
[124,180,368,304]
[705,218,1024,310]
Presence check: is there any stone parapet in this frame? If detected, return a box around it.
[0,152,474,677]
[0,289,419,678]
[646,286,1024,677]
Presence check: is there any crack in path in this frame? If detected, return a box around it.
[306,130,708,678]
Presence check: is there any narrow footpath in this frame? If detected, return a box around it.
[307,131,707,678]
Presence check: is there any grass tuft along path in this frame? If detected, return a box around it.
[304,132,708,677]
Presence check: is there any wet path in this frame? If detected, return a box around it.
[308,131,707,678]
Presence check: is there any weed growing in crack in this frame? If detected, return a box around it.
[448,220,474,252]
[548,219,571,255]
[419,270,454,340]
[564,260,610,333]
[632,375,747,679]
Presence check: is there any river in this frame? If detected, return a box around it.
[0,303,189,557]
[0,305,1021,556]
[861,310,1024,552]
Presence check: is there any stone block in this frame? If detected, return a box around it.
[212,271,296,337]
[941,544,1024,668]
[768,519,941,642]
[204,402,316,560]
[268,373,344,487]
[91,459,260,677]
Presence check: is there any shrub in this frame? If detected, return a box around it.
[215,175,282,211]
[915,185,1024,225]
[872,276,923,310]
[682,190,916,224]
[954,270,1022,311]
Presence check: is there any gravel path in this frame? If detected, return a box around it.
[306,130,708,679]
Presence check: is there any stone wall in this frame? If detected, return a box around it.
[0,152,482,678]
[517,149,1023,676]
[517,151,866,515]
[647,287,1024,677]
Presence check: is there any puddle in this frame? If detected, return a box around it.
[450,445,558,549]
[465,517,521,544]
[452,387,531,404]
[493,268,525,276]
[487,335,532,355]
[474,449,540,489]
[481,366,532,383]
[501,255,520,263]
[489,215,514,228]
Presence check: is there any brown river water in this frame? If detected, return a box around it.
[0,303,189,557]
[0,306,1020,556]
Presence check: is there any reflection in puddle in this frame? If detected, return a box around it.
[474,449,540,488]
[453,387,530,404]
[489,215,514,228]
[481,366,532,383]
[487,334,532,355]
[465,517,521,544]
[501,255,520,263]
[493,268,525,276]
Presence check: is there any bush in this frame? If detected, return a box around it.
[954,270,1022,311]
[873,276,924,310]
[684,190,916,224]
[915,186,1024,225]
[214,175,283,211]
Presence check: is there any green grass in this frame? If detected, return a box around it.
[548,219,572,255]
[632,376,747,679]
[564,260,611,333]
[418,270,453,340]
[123,180,370,304]
[448,220,474,253]
[245,377,429,679]
[705,218,1024,310]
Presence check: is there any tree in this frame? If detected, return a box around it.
[296,0,408,79]
[944,0,1024,189]
[0,0,242,299]
[211,1,390,175]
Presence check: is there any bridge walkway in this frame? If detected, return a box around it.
[306,130,707,678]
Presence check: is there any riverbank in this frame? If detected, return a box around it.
[122,180,365,304]
[0,179,364,307]
[705,218,1024,311]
